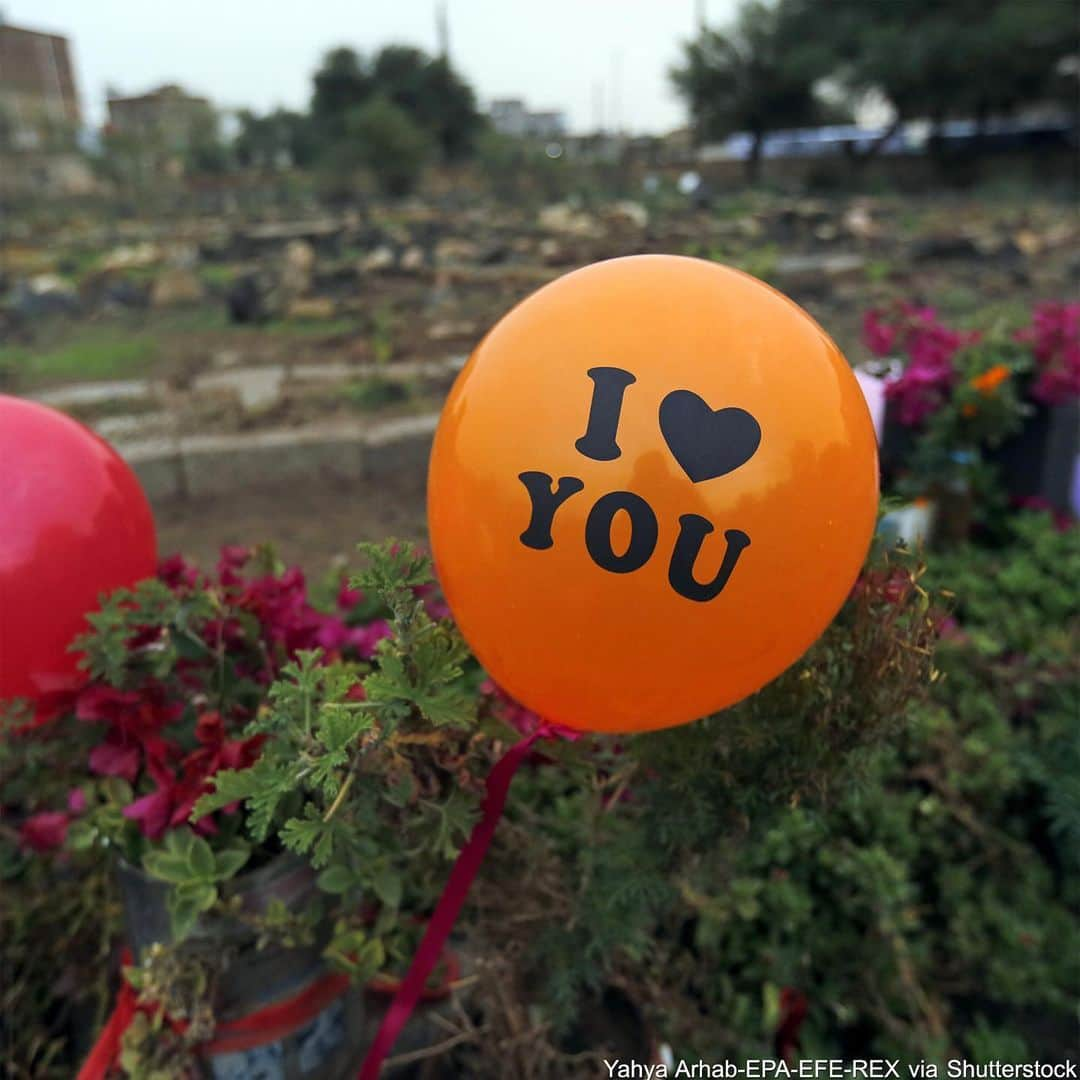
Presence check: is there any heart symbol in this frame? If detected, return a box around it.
[659,390,761,483]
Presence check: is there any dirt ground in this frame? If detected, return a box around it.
[153,469,430,573]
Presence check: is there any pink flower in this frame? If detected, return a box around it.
[1017,302,1080,406]
[158,553,201,590]
[67,788,88,814]
[867,303,979,427]
[123,787,173,840]
[88,736,141,783]
[863,310,897,356]
[20,811,69,852]
[481,680,581,741]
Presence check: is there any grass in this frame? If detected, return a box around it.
[0,332,158,385]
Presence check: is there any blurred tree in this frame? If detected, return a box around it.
[311,47,375,142]
[235,109,319,170]
[812,0,1078,151]
[670,0,837,180]
[185,107,230,174]
[311,44,483,164]
[342,96,434,197]
[371,45,484,160]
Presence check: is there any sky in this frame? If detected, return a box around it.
[5,0,741,135]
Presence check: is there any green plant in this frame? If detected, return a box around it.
[346,374,408,411]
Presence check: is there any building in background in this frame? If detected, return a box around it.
[0,19,81,149]
[106,84,215,155]
[0,18,94,197]
[489,98,566,140]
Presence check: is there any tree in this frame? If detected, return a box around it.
[810,0,1078,152]
[670,0,836,181]
[344,96,434,197]
[311,47,374,141]
[311,43,483,164]
[235,108,319,170]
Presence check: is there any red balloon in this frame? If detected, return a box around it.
[0,396,157,706]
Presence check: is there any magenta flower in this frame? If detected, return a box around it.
[20,811,70,852]
[1016,302,1080,406]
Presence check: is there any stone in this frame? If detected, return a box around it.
[400,246,426,273]
[427,320,477,342]
[361,246,396,273]
[226,273,273,324]
[774,252,865,280]
[180,428,367,497]
[280,239,315,297]
[538,202,598,237]
[9,274,80,319]
[286,296,336,321]
[605,201,649,229]
[843,205,877,240]
[32,379,151,409]
[100,242,161,272]
[150,267,204,308]
[434,238,480,265]
[194,366,285,412]
[363,414,438,478]
[911,234,979,261]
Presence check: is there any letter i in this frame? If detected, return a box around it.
[576,366,636,461]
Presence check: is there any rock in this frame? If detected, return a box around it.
[477,243,509,265]
[286,296,336,321]
[400,246,426,273]
[434,238,480,265]
[361,246,396,273]
[538,238,564,265]
[280,239,315,297]
[80,269,149,312]
[605,200,649,229]
[911,234,979,261]
[163,243,200,270]
[194,366,284,412]
[538,202,598,237]
[226,273,273,324]
[843,205,878,240]
[773,253,865,295]
[100,242,161,272]
[150,267,204,308]
[427,319,477,342]
[1012,230,1043,257]
[8,274,80,319]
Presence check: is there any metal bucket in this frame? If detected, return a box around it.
[117,854,365,1079]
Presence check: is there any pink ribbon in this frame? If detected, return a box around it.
[357,724,564,1078]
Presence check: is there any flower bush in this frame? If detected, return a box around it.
[863,300,1080,508]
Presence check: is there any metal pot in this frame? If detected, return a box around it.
[117,853,365,1079]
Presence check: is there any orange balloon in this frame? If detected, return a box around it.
[428,255,878,733]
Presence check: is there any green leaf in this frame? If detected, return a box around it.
[316,865,355,894]
[370,866,402,910]
[214,845,251,880]
[189,835,216,879]
[168,881,217,940]
[143,850,196,885]
[191,766,263,820]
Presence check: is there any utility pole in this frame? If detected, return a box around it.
[436,0,450,61]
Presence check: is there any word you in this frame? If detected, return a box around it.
[519,367,761,602]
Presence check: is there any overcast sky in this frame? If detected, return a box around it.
[6,0,740,134]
